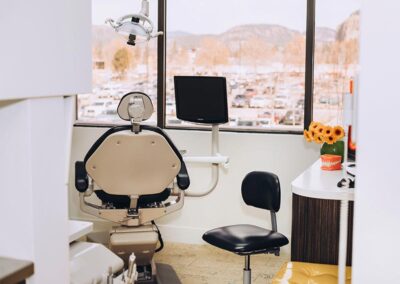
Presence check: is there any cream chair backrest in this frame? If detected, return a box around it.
[86,130,181,196]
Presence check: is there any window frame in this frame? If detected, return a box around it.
[76,0,316,134]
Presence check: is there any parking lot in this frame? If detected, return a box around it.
[78,67,347,130]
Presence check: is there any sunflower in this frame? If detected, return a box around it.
[323,134,336,145]
[323,126,334,137]
[310,129,318,140]
[333,126,345,140]
[314,134,324,144]
[304,130,312,142]
[315,124,325,137]
[309,121,320,131]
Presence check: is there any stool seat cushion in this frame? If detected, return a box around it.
[272,261,352,284]
[202,224,288,254]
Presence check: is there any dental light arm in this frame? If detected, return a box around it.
[105,0,163,46]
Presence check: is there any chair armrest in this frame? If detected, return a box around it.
[177,162,190,190]
[75,161,89,192]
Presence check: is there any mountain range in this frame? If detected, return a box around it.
[93,11,359,51]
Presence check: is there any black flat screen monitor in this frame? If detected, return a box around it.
[174,76,228,124]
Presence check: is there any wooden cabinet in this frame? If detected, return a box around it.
[291,193,354,266]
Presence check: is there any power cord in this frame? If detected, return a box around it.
[152,221,164,252]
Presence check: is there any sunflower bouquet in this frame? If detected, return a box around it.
[304,122,345,145]
[304,121,346,169]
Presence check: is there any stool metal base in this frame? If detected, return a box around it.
[243,255,251,284]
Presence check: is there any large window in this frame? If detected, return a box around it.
[313,0,360,125]
[77,0,361,134]
[77,0,158,125]
[165,0,307,131]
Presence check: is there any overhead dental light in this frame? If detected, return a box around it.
[105,0,163,46]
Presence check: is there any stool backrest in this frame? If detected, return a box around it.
[241,171,281,212]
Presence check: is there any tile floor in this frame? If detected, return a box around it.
[154,242,289,284]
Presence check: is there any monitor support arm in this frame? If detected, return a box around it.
[182,124,229,197]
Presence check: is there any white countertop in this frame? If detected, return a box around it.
[292,160,355,201]
[69,220,93,243]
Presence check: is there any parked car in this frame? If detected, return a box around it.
[166,99,175,115]
[244,88,257,97]
[249,96,272,108]
[296,99,304,109]
[319,96,330,104]
[280,110,303,125]
[274,98,288,109]
[105,102,119,115]
[258,110,273,119]
[237,118,257,127]
[232,94,250,108]
[256,118,272,128]
[83,100,114,117]
[229,117,238,127]
[318,96,340,105]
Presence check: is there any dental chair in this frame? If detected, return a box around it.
[74,92,190,283]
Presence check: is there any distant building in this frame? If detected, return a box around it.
[93,60,105,70]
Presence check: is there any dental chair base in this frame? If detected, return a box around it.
[110,225,159,266]
[86,226,182,284]
[87,225,159,282]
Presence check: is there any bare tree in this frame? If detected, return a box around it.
[112,48,131,80]
[283,35,306,70]
[168,41,190,68]
[240,37,277,71]
[194,37,230,68]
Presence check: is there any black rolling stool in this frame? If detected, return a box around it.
[202,171,289,284]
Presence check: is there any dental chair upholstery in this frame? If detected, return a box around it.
[74,92,189,282]
[76,124,190,209]
[203,171,288,284]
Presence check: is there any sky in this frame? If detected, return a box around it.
[93,0,361,34]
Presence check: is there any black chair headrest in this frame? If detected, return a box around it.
[241,171,281,212]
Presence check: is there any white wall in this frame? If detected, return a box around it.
[352,1,400,283]
[68,127,319,255]
[0,0,91,100]
[0,1,91,283]
[0,98,73,284]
